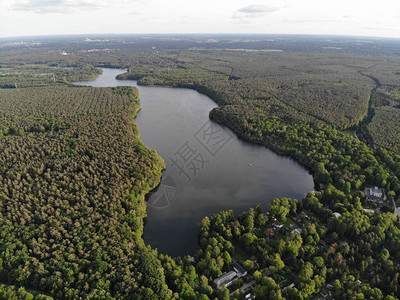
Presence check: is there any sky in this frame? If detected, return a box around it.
[0,0,399,39]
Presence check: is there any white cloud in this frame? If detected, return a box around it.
[1,0,399,38]
[12,0,131,14]
[238,4,279,14]
[233,4,280,18]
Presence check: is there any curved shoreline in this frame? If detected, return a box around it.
[74,67,314,256]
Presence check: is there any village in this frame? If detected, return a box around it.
[205,208,326,298]
[199,185,396,299]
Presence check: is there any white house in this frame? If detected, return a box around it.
[371,186,383,198]
[333,212,342,218]
[213,271,237,289]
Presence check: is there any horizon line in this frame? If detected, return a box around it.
[1,32,400,41]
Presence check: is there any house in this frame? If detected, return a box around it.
[290,223,302,235]
[371,186,383,197]
[213,262,247,290]
[292,216,302,223]
[264,228,275,237]
[333,212,342,218]
[278,279,291,288]
[273,222,283,229]
[320,289,329,298]
[291,228,303,235]
[232,262,247,278]
[213,271,238,289]
[364,186,386,202]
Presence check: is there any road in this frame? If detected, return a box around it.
[392,197,400,217]
[354,131,360,141]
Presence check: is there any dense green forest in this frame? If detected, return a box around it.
[116,51,375,128]
[0,81,167,298]
[0,284,52,299]
[359,79,400,153]
[1,36,400,299]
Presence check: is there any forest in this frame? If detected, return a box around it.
[1,36,400,299]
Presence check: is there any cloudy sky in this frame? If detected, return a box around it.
[0,0,399,38]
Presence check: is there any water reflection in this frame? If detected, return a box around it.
[74,68,314,257]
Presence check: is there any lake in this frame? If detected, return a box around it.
[74,68,314,257]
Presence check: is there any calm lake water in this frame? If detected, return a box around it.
[74,68,314,257]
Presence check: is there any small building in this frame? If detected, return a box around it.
[320,289,329,298]
[273,222,283,229]
[213,271,238,289]
[278,279,291,288]
[364,208,375,214]
[331,243,338,248]
[364,186,386,202]
[291,228,303,235]
[264,228,275,237]
[292,216,302,223]
[233,262,247,278]
[333,212,342,218]
[371,186,383,197]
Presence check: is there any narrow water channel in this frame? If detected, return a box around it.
[74,68,314,257]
